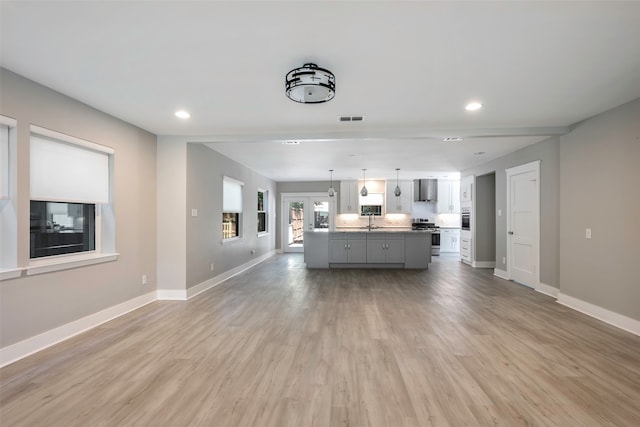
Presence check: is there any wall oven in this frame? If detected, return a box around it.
[461,206,471,231]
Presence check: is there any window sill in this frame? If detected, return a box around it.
[221,237,241,246]
[0,268,23,281]
[257,232,269,238]
[27,253,120,276]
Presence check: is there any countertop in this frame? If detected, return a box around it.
[329,228,426,233]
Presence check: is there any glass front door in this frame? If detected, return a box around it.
[283,195,331,253]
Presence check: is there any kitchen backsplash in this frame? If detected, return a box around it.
[334,213,412,228]
[411,202,461,227]
[334,202,461,228]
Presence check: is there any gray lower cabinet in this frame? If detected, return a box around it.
[366,233,405,263]
[329,233,367,263]
[304,231,329,268]
[404,232,432,268]
[327,231,428,268]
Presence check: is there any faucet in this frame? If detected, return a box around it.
[368,215,375,231]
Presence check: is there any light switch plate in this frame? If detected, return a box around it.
[585,228,592,239]
[191,209,198,217]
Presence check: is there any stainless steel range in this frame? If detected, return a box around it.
[411,220,441,256]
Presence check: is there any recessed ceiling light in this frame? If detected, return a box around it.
[282,141,300,145]
[175,110,190,119]
[465,102,483,111]
[443,137,463,142]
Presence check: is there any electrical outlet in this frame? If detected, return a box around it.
[210,263,214,271]
[586,228,592,239]
[498,209,502,217]
[191,209,198,217]
[142,274,147,285]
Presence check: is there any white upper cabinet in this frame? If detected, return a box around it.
[339,181,359,214]
[385,180,413,214]
[437,179,460,213]
[461,176,473,203]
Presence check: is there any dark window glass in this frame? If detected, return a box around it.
[257,212,266,233]
[30,201,95,258]
[257,191,264,211]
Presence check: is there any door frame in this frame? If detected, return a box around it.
[281,192,334,253]
[505,160,540,288]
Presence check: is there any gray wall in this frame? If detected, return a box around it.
[462,136,561,287]
[0,69,157,347]
[186,144,276,288]
[475,173,496,262]
[559,98,640,320]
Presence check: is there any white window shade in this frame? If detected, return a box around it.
[223,177,243,213]
[30,134,111,204]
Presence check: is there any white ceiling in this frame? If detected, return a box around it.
[2,1,640,182]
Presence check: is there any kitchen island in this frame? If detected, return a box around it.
[304,230,432,269]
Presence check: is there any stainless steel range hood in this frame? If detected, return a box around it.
[414,179,438,201]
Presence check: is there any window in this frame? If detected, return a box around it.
[0,117,18,279]
[223,176,243,240]
[257,189,268,234]
[0,123,9,200]
[30,201,95,258]
[29,126,113,261]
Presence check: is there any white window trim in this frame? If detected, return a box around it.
[28,125,117,270]
[221,236,242,246]
[30,125,114,155]
[26,252,119,276]
[222,176,244,242]
[257,188,269,237]
[0,268,23,281]
[0,116,17,274]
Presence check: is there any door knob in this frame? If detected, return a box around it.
[508,231,514,235]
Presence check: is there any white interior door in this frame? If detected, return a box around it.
[282,194,331,253]
[506,161,540,288]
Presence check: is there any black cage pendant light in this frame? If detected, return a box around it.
[286,63,335,104]
[394,168,402,197]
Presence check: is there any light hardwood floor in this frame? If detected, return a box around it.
[1,254,639,426]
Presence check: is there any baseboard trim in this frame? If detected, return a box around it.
[156,289,188,301]
[186,250,276,300]
[473,261,496,268]
[536,282,559,298]
[0,252,278,367]
[493,268,509,280]
[557,293,640,336]
[0,291,157,368]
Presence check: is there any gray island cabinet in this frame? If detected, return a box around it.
[303,230,431,269]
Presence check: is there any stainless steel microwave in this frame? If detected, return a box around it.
[360,205,382,216]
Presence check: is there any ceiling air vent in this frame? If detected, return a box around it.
[338,116,365,122]
[443,137,464,142]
